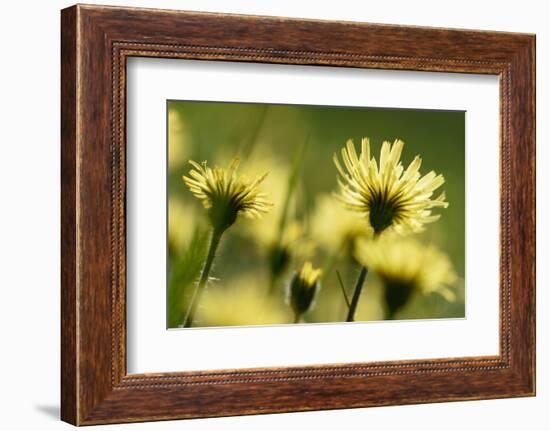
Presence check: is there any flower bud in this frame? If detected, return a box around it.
[289,262,322,321]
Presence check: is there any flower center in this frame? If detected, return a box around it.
[368,192,400,234]
[208,195,241,232]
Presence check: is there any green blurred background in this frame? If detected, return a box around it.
[167,100,465,328]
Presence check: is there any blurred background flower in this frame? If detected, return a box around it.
[355,236,458,319]
[195,275,292,327]
[235,153,315,293]
[168,108,192,174]
[311,193,372,262]
[168,197,201,256]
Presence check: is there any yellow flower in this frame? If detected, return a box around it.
[195,276,291,327]
[333,138,448,235]
[244,159,291,246]
[244,160,313,254]
[355,237,457,318]
[168,108,191,173]
[183,158,273,232]
[311,194,373,255]
[168,198,200,254]
[298,261,323,286]
[268,221,315,278]
[288,261,322,322]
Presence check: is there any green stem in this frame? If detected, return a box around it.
[239,106,268,159]
[336,270,351,309]
[321,239,348,283]
[277,136,308,239]
[267,136,309,295]
[294,310,301,324]
[346,266,368,322]
[183,228,224,328]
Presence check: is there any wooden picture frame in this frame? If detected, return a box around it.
[61,4,535,425]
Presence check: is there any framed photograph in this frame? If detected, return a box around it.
[61,4,535,425]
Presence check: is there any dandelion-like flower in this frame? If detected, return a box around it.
[183,158,273,232]
[181,157,273,328]
[355,237,457,319]
[288,261,322,323]
[333,138,448,235]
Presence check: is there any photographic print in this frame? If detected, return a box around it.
[167,101,465,328]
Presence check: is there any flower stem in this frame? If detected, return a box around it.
[336,270,351,309]
[294,310,301,324]
[346,266,368,322]
[183,227,224,328]
[267,136,309,296]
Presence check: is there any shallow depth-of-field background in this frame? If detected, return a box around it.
[167,100,465,328]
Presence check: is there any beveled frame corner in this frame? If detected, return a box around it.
[61,4,535,425]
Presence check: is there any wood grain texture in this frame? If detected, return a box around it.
[60,4,535,425]
[60,6,78,425]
